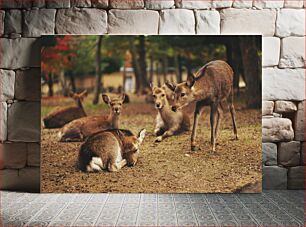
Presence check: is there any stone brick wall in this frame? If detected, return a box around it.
[0,0,304,192]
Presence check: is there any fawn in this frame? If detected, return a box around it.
[43,90,88,129]
[151,84,190,142]
[78,128,146,172]
[166,60,238,152]
[58,93,125,142]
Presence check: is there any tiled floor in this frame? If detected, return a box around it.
[1,190,304,226]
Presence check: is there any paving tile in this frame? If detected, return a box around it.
[0,190,304,227]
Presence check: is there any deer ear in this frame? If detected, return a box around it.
[102,94,110,104]
[137,128,146,144]
[165,81,176,92]
[69,91,75,98]
[81,89,88,97]
[121,93,126,102]
[186,73,195,88]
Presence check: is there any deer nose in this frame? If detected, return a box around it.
[156,103,160,108]
[171,106,177,112]
[114,107,119,112]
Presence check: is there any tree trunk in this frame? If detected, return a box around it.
[186,56,192,77]
[47,73,54,97]
[68,72,76,93]
[129,37,142,94]
[162,56,168,83]
[138,36,149,89]
[149,54,154,83]
[175,53,183,83]
[227,39,240,96]
[92,36,103,105]
[122,65,126,93]
[239,36,262,108]
[156,61,161,87]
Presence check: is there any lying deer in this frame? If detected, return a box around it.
[43,90,88,129]
[166,60,238,152]
[78,128,146,172]
[58,93,125,142]
[151,84,190,142]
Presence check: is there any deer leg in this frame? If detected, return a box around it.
[210,103,218,152]
[191,102,204,151]
[155,126,180,142]
[108,159,127,172]
[215,106,223,139]
[154,113,165,136]
[229,103,238,140]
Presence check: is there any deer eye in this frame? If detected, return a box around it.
[181,93,186,97]
[161,94,165,97]
[153,95,156,98]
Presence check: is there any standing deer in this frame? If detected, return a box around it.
[58,93,125,142]
[43,90,88,129]
[151,84,190,142]
[166,60,238,152]
[78,128,146,172]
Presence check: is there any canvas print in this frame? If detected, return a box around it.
[41,35,262,193]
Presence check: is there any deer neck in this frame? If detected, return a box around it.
[109,112,120,128]
[77,99,86,115]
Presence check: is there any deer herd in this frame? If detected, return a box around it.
[43,60,238,173]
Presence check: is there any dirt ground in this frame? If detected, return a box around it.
[41,94,262,193]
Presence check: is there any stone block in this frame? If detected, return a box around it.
[232,0,252,8]
[253,0,284,8]
[0,142,27,169]
[46,0,70,8]
[91,0,108,8]
[110,0,144,8]
[263,68,305,101]
[4,10,22,35]
[220,8,276,36]
[263,166,287,189]
[278,141,301,167]
[262,37,280,67]
[32,0,46,8]
[56,8,107,34]
[0,10,4,35]
[262,143,277,166]
[0,102,7,142]
[23,9,56,37]
[279,37,305,68]
[71,0,91,7]
[262,117,294,142]
[0,168,40,192]
[274,101,297,113]
[108,10,159,34]
[0,0,31,8]
[0,38,41,69]
[195,10,220,34]
[0,69,15,102]
[145,0,175,9]
[27,143,40,167]
[276,9,305,37]
[212,0,232,8]
[15,68,41,101]
[175,0,212,8]
[288,166,304,189]
[301,142,305,165]
[8,102,40,142]
[284,0,304,8]
[294,101,305,141]
[262,101,274,116]
[159,9,195,34]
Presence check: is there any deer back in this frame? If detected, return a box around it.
[43,106,86,128]
[194,60,233,101]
